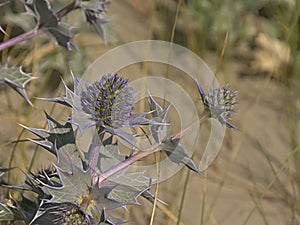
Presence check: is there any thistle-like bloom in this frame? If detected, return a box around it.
[77,73,157,146]
[43,73,161,146]
[47,202,92,225]
[197,81,237,129]
[81,74,134,129]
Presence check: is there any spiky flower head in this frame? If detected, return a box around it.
[80,74,134,129]
[197,82,237,129]
[47,202,92,225]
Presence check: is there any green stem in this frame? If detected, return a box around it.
[176,169,191,225]
[163,0,182,108]
[200,185,206,225]
[8,128,25,184]
[176,112,202,225]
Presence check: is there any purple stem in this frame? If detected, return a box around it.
[97,148,159,184]
[96,113,210,184]
[0,28,41,51]
[0,1,79,52]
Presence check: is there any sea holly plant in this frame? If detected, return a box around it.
[0,73,237,224]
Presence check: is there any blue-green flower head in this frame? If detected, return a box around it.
[80,74,134,129]
[197,82,237,129]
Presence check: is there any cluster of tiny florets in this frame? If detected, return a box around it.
[197,83,237,128]
[49,203,91,225]
[80,74,134,128]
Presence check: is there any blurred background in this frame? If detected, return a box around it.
[0,0,300,224]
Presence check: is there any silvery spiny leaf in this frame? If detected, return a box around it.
[100,210,125,225]
[20,112,76,155]
[147,93,171,143]
[97,144,126,173]
[40,170,121,224]
[89,185,124,210]
[2,167,59,199]
[30,167,60,189]
[0,65,35,106]
[129,111,167,128]
[83,131,118,174]
[25,0,76,50]
[161,138,200,174]
[0,169,43,194]
[108,171,151,192]
[25,0,58,27]
[46,23,76,51]
[107,165,151,205]
[20,113,83,171]
[91,144,151,205]
[43,150,126,224]
[102,126,137,148]
[147,92,164,118]
[11,167,61,199]
[45,163,91,204]
[97,145,150,188]
[87,185,124,224]
[38,76,76,108]
[108,186,142,205]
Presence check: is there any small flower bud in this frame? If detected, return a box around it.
[197,82,237,129]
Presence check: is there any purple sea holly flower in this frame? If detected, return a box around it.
[196,81,238,129]
[72,74,160,146]
[39,73,164,147]
[80,74,134,129]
